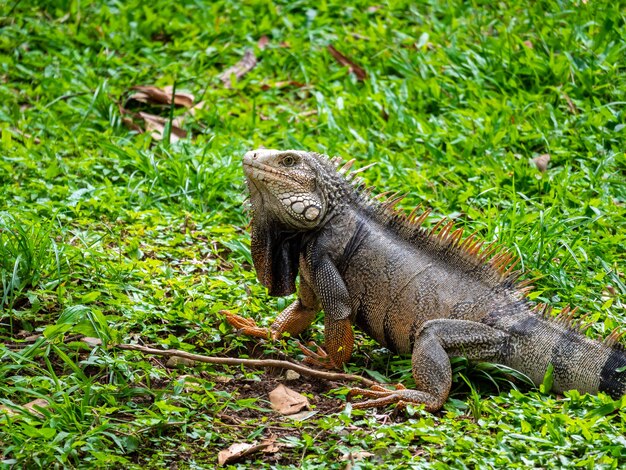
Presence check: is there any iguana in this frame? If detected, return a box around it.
[226,148,626,411]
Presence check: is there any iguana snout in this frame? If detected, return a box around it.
[243,149,326,228]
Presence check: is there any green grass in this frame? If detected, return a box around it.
[1,0,625,467]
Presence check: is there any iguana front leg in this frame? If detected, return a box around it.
[349,319,509,411]
[309,254,354,369]
[226,278,320,340]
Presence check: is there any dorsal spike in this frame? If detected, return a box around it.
[604,328,626,347]
[459,232,477,249]
[503,258,521,277]
[351,162,378,175]
[413,208,432,226]
[338,158,356,174]
[449,228,464,246]
[438,220,455,241]
[374,191,394,201]
[479,243,498,262]
[330,156,343,168]
[517,276,541,289]
[575,313,592,332]
[430,218,447,235]
[408,204,424,222]
[467,240,484,256]
[362,185,376,196]
[383,192,408,210]
[351,176,366,189]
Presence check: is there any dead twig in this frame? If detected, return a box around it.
[115,343,379,387]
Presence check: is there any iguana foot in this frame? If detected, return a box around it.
[347,383,417,409]
[297,341,336,369]
[223,311,275,339]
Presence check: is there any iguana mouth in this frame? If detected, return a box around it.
[243,159,289,184]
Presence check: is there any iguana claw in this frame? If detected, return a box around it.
[347,383,412,409]
[297,341,337,369]
[222,310,276,340]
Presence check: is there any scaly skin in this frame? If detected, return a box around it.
[228,148,626,410]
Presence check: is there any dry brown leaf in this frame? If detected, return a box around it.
[220,49,258,88]
[340,451,375,461]
[260,435,280,454]
[562,92,578,114]
[129,85,194,108]
[533,153,550,172]
[258,35,270,49]
[0,398,49,417]
[23,334,42,342]
[269,384,309,415]
[7,128,41,144]
[327,45,367,80]
[284,370,300,381]
[24,398,49,416]
[122,116,143,133]
[217,442,272,466]
[367,5,382,13]
[138,111,187,143]
[189,100,206,117]
[286,410,318,421]
[81,337,102,348]
[523,40,534,49]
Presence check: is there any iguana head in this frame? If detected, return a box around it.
[243,149,346,296]
[243,149,329,229]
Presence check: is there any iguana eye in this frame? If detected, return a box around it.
[281,155,297,167]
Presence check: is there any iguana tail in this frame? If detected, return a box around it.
[493,307,626,398]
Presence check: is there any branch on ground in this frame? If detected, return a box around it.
[114,343,379,387]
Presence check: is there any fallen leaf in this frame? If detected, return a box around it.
[533,153,550,172]
[562,92,578,114]
[340,451,375,461]
[81,337,102,348]
[122,116,142,133]
[24,334,42,342]
[129,85,194,108]
[7,128,41,144]
[220,49,257,88]
[24,398,49,416]
[284,369,300,381]
[286,410,318,421]
[217,442,272,466]
[189,100,206,116]
[138,111,187,143]
[367,5,382,13]
[258,35,270,49]
[523,40,534,49]
[260,435,281,454]
[269,384,309,415]
[327,45,367,80]
[0,398,49,417]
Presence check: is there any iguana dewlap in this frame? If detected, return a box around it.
[228,148,626,411]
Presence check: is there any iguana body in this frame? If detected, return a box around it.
[228,149,626,411]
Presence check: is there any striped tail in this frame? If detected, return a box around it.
[495,308,626,398]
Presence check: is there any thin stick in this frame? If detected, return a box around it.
[115,343,379,387]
